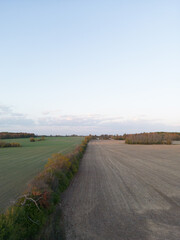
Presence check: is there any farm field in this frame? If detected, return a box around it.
[0,136,84,212]
[62,140,180,240]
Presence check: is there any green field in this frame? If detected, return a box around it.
[0,136,84,213]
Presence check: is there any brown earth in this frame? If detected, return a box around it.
[62,140,180,240]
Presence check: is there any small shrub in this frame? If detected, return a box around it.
[30,137,35,142]
[0,141,21,148]
[37,137,45,141]
[10,142,21,147]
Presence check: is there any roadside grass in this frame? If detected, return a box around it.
[0,137,84,213]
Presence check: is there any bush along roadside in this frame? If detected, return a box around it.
[0,136,91,240]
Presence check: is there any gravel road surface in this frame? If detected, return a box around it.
[62,140,180,240]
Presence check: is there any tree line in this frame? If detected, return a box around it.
[125,132,180,144]
[91,132,180,144]
[0,132,35,139]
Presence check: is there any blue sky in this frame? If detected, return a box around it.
[0,0,180,135]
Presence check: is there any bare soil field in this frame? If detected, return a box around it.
[62,140,180,240]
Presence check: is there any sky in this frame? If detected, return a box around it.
[0,0,180,135]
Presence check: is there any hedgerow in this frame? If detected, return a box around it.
[0,136,91,240]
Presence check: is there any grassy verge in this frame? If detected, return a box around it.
[0,136,91,240]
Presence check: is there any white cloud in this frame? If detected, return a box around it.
[0,104,35,127]
[0,105,180,135]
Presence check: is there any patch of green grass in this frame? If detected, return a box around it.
[0,137,84,213]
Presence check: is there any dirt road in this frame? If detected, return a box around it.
[62,140,180,240]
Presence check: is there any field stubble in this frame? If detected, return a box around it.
[62,140,180,240]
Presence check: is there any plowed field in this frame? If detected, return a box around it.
[62,140,180,240]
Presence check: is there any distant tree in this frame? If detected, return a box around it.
[36,136,45,141]
[30,137,35,142]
